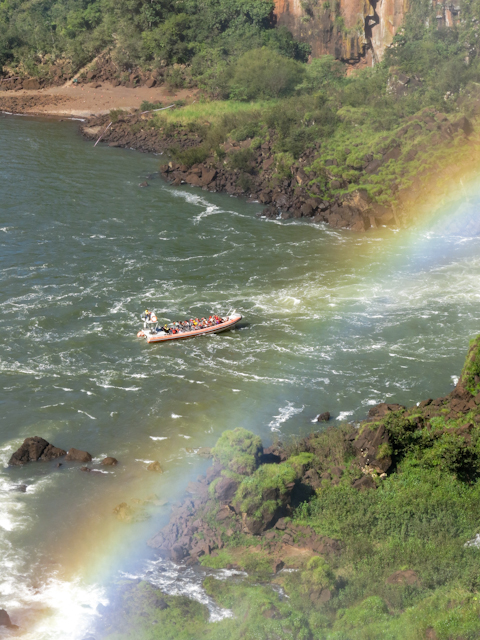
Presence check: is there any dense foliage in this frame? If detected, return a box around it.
[0,0,309,78]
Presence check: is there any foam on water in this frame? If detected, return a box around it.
[126,558,245,622]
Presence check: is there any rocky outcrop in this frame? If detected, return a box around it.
[273,0,461,65]
[9,437,66,466]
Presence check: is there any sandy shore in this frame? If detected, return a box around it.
[0,82,195,118]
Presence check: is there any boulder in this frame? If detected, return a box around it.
[139,181,148,187]
[147,461,163,473]
[9,437,66,465]
[352,475,376,491]
[101,457,118,466]
[170,544,186,563]
[201,168,217,185]
[452,115,473,136]
[316,411,330,422]
[214,477,239,503]
[65,448,92,463]
[353,424,392,473]
[367,403,404,421]
[145,78,156,88]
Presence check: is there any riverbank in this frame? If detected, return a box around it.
[78,94,480,232]
[0,83,195,118]
[95,335,480,640]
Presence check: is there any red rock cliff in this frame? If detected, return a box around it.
[273,0,459,65]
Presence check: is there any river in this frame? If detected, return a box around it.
[1,114,480,638]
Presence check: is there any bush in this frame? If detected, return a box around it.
[169,145,209,168]
[229,48,304,100]
[229,148,255,172]
[212,428,263,475]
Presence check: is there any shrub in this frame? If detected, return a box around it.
[235,458,300,516]
[230,148,255,172]
[169,145,209,168]
[109,109,127,123]
[229,48,304,100]
[140,100,163,112]
[237,173,253,192]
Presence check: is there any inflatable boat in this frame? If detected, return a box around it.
[137,312,242,344]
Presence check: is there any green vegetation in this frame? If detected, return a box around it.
[5,0,480,208]
[211,427,263,475]
[460,335,480,395]
[103,337,480,639]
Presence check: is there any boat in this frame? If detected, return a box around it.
[137,311,242,343]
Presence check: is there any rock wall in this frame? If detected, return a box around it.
[273,0,459,65]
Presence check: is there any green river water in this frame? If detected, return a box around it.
[1,114,480,638]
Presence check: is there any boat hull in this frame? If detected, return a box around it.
[144,314,242,343]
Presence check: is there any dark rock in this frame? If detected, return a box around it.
[303,468,322,490]
[9,437,66,465]
[353,424,392,473]
[261,446,282,464]
[80,467,91,472]
[170,545,187,563]
[145,78,156,88]
[367,403,405,420]
[206,462,223,483]
[452,115,473,136]
[101,457,118,466]
[0,610,12,627]
[156,598,168,610]
[352,475,376,491]
[214,477,239,503]
[365,159,382,174]
[201,168,217,185]
[383,146,401,163]
[274,518,287,530]
[316,411,330,422]
[139,181,148,187]
[65,448,93,463]
[10,484,27,492]
[418,399,432,408]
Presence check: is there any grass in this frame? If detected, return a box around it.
[156,99,277,126]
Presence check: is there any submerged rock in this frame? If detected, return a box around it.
[9,436,66,465]
[147,461,163,472]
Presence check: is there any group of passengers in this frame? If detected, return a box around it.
[160,316,224,335]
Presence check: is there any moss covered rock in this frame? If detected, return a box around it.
[212,428,263,475]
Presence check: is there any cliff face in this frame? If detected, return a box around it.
[273,0,459,65]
